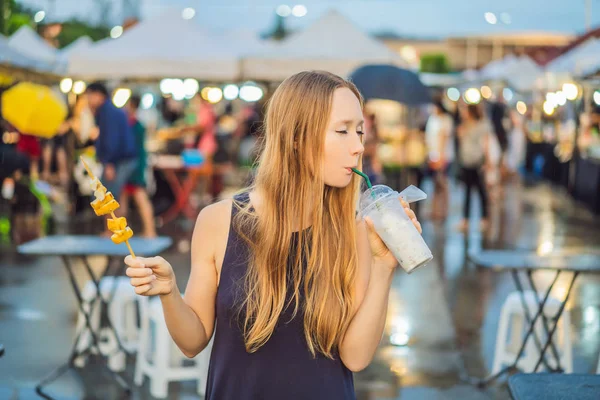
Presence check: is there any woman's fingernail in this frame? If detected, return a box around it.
[151,275,157,281]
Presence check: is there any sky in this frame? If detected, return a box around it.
[18,0,600,38]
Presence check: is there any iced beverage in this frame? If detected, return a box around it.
[358,185,433,273]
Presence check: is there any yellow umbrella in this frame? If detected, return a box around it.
[1,82,68,139]
[0,72,15,86]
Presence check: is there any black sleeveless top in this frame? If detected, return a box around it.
[205,192,356,399]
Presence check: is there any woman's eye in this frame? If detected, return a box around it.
[336,130,364,135]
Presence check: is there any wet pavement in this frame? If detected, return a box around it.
[1,176,599,400]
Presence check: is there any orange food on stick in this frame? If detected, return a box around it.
[111,226,134,244]
[80,157,136,258]
[91,192,120,216]
[107,217,128,232]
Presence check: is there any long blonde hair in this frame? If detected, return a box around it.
[233,71,364,358]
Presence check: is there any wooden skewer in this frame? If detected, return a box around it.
[124,239,136,258]
[80,156,136,259]
[80,156,97,181]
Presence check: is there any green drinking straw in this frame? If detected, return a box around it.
[352,168,381,212]
[351,168,372,189]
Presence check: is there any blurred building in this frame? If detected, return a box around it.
[376,34,446,70]
[448,32,574,69]
[377,31,574,71]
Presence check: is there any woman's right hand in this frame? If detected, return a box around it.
[125,255,176,296]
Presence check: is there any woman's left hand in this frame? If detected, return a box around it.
[401,198,422,234]
[364,197,422,269]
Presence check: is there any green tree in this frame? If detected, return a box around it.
[0,0,110,45]
[57,19,109,48]
[1,0,30,35]
[0,0,12,35]
[7,10,30,34]
[420,53,451,74]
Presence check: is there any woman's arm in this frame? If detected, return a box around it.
[126,200,231,357]
[339,204,421,372]
[338,221,392,372]
[170,200,231,356]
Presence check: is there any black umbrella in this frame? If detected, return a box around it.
[349,64,432,106]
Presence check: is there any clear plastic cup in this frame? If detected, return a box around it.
[358,185,433,273]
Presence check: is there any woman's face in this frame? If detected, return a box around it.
[322,88,365,188]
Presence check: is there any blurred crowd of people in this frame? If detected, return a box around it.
[364,90,528,232]
[2,77,589,243]
[427,91,528,230]
[0,82,265,243]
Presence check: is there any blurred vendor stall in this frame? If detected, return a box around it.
[350,64,431,191]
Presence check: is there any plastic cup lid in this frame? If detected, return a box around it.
[358,185,427,218]
[399,185,427,203]
[358,185,397,212]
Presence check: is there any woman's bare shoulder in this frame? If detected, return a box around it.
[195,198,235,233]
[193,198,236,279]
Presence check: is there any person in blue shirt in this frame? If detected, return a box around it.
[120,95,157,238]
[86,83,138,231]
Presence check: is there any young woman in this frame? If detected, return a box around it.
[457,104,490,231]
[425,100,455,219]
[119,95,157,238]
[425,100,454,177]
[124,71,421,399]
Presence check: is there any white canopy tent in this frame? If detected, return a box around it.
[217,29,268,57]
[545,39,600,79]
[579,52,600,77]
[546,39,599,75]
[0,33,55,73]
[68,9,241,81]
[8,25,58,65]
[478,54,543,91]
[57,36,93,70]
[241,10,405,81]
[60,36,93,58]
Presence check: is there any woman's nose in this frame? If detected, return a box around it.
[351,136,365,156]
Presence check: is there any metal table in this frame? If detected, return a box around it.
[466,250,600,386]
[509,373,600,400]
[18,235,172,399]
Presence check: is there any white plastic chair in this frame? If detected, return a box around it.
[492,290,572,374]
[74,276,139,371]
[133,295,212,398]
